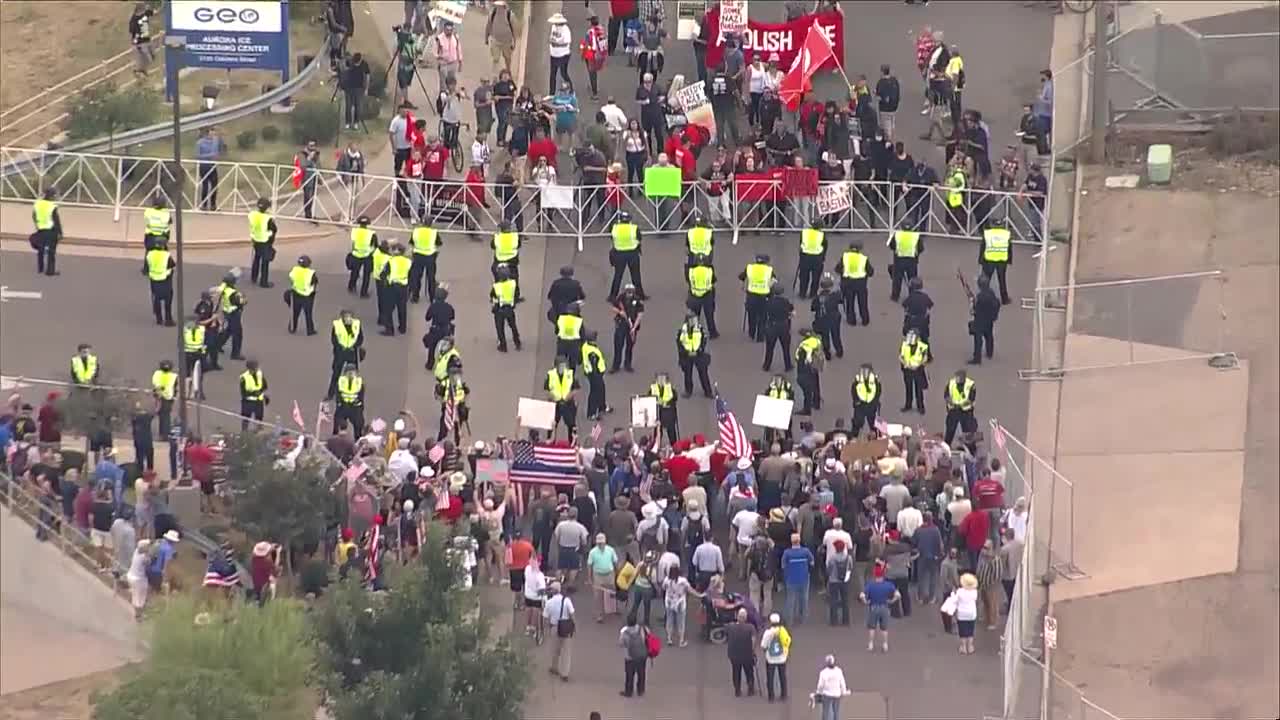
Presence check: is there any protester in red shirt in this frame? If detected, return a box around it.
[709,446,731,487]
[421,139,449,181]
[37,392,61,444]
[526,127,558,171]
[463,164,488,208]
[957,506,991,567]
[662,450,699,493]
[972,473,1005,510]
[184,436,217,511]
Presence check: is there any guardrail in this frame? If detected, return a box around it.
[0,147,1049,249]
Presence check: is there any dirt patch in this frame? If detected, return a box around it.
[0,2,131,112]
[0,668,119,720]
[1106,114,1280,194]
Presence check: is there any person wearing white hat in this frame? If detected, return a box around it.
[399,498,423,561]
[126,539,152,618]
[547,12,572,96]
[251,541,279,605]
[759,612,792,701]
[146,530,180,594]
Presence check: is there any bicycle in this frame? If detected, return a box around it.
[440,120,471,173]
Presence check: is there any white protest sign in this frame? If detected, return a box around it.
[429,0,467,26]
[517,397,556,430]
[719,0,748,43]
[631,395,658,428]
[752,395,794,430]
[673,81,708,114]
[540,184,575,209]
[676,0,706,40]
[816,182,851,215]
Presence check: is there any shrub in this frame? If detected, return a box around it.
[235,130,259,150]
[261,124,282,142]
[65,82,161,149]
[367,62,388,98]
[362,95,383,121]
[289,99,339,145]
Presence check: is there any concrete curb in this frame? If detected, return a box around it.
[0,229,337,250]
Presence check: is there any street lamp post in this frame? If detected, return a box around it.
[165,35,190,438]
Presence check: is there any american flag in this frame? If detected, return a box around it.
[508,440,584,512]
[364,524,382,585]
[590,421,603,445]
[716,393,753,463]
[202,554,240,588]
[443,385,458,437]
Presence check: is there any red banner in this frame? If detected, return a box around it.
[702,8,845,74]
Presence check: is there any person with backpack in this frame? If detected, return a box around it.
[544,581,576,680]
[826,539,854,626]
[759,613,792,702]
[681,500,710,576]
[627,551,659,625]
[619,614,652,697]
[746,534,775,617]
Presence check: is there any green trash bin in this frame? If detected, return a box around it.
[1147,144,1173,185]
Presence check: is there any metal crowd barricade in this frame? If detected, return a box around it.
[1,146,1048,247]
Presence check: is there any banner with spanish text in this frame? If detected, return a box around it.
[702,7,844,73]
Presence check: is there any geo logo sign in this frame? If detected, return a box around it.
[170,0,282,33]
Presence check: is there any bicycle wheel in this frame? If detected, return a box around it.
[452,144,465,173]
[535,616,546,645]
[1064,0,1097,13]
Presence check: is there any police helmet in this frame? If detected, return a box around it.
[222,272,237,284]
[159,359,173,371]
[819,275,834,290]
[908,277,924,291]
[495,264,511,280]
[905,329,919,343]
[810,217,823,229]
[342,362,358,373]
[691,210,705,225]
[499,220,513,232]
[245,358,259,370]
[256,198,271,211]
[755,253,771,263]
[583,329,598,342]
[42,188,56,200]
[618,211,632,222]
[298,255,312,267]
[357,215,371,226]
[433,287,450,301]
[151,194,166,208]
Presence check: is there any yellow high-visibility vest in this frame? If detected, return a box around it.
[240,370,265,401]
[33,199,56,230]
[547,368,574,401]
[894,231,920,258]
[688,266,714,297]
[71,354,98,384]
[947,377,975,411]
[412,226,439,255]
[581,342,606,374]
[434,347,460,382]
[854,372,879,403]
[386,256,412,285]
[687,226,712,256]
[338,375,364,404]
[900,341,929,369]
[493,231,519,261]
[442,378,467,404]
[290,266,316,296]
[612,223,639,252]
[152,370,177,400]
[372,248,390,280]
[745,263,773,295]
[248,211,272,243]
[800,228,825,255]
[983,228,1010,263]
[841,251,868,279]
[146,249,172,281]
[796,336,822,364]
[767,380,792,399]
[649,381,675,407]
[333,319,360,348]
[217,283,240,313]
[351,227,375,258]
[945,55,964,82]
[183,326,206,352]
[492,279,516,306]
[678,323,703,354]
[556,314,582,340]
[947,170,966,208]
[144,207,170,235]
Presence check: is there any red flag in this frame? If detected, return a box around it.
[779,21,838,111]
[290,154,303,189]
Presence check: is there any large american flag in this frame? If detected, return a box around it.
[716,393,753,462]
[507,440,584,512]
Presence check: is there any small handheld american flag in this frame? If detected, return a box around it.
[715,391,752,462]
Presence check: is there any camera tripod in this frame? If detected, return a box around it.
[382,27,438,116]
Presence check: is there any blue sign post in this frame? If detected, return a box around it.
[164,0,291,101]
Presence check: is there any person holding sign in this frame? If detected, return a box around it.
[795,328,825,415]
[850,363,882,438]
[765,375,796,445]
[649,371,680,445]
[796,218,827,299]
[675,312,714,399]
[545,357,579,440]
[608,211,646,301]
[835,241,875,327]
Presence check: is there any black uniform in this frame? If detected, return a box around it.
[761,294,794,372]
[193,297,222,369]
[850,370,882,436]
[836,253,875,326]
[219,286,247,360]
[327,319,365,400]
[142,251,177,326]
[810,289,844,359]
[901,289,934,344]
[971,284,1001,362]
[422,298,457,369]
[610,294,644,372]
[546,276,586,329]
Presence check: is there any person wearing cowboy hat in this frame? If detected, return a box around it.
[547,12,572,96]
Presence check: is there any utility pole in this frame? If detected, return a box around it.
[1088,0,1110,163]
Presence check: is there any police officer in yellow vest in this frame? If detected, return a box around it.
[649,371,679,445]
[31,189,62,276]
[490,264,522,352]
[676,312,714,399]
[371,239,391,329]
[347,216,378,298]
[327,309,364,400]
[334,363,366,437]
[764,374,795,445]
[796,218,826,299]
[182,318,207,398]
[686,258,719,339]
[436,361,470,443]
[608,210,645,301]
[143,195,171,251]
[943,369,976,445]
[944,45,965,124]
[686,211,714,268]
[248,198,278,288]
[141,238,176,326]
[288,255,318,335]
[580,329,612,420]
[899,329,930,414]
[432,337,461,392]
[888,227,924,302]
[739,253,775,342]
[214,273,246,362]
[555,302,585,369]
[152,359,178,438]
[491,220,522,300]
[794,328,824,415]
[545,356,579,440]
[835,240,875,326]
[379,243,413,336]
[945,164,967,234]
[408,221,443,304]
[979,216,1012,305]
[238,358,269,430]
[850,363,881,437]
[70,343,99,387]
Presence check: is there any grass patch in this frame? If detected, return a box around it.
[0,2,132,112]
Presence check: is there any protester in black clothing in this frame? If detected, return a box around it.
[610,286,644,373]
[901,278,934,343]
[765,124,799,167]
[547,266,586,330]
[875,64,901,139]
[823,106,853,167]
[339,52,370,128]
[904,160,938,231]
[422,289,456,370]
[1022,163,1049,242]
[762,287,794,372]
[131,403,155,473]
[759,88,782,136]
[636,74,664,156]
[811,277,844,360]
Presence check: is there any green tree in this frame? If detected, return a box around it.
[225,430,339,571]
[55,377,144,464]
[93,595,314,720]
[65,82,161,149]
[312,526,530,720]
